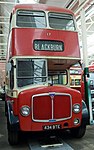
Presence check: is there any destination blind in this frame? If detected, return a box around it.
[34,40,64,51]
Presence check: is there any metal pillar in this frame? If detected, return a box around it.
[80,9,88,67]
[80,3,94,124]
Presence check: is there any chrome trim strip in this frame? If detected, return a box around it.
[49,92,55,120]
[32,92,72,122]
[51,95,54,119]
[11,55,81,60]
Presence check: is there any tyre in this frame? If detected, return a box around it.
[70,125,86,138]
[8,129,19,145]
[7,120,19,145]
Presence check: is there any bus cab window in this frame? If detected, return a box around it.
[17,59,47,87]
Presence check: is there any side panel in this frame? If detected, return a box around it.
[10,28,80,58]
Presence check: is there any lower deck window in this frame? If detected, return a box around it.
[48,70,68,85]
[75,79,81,85]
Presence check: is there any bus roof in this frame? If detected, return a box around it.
[89,65,94,71]
[12,4,74,15]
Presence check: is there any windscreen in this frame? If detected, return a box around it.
[16,10,46,28]
[90,72,94,79]
[48,12,76,31]
[17,58,47,87]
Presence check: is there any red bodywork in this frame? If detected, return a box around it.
[7,86,82,131]
[8,28,80,59]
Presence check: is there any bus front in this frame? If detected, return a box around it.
[5,4,89,145]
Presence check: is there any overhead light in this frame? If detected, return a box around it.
[19,0,39,3]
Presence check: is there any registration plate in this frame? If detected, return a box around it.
[43,124,61,130]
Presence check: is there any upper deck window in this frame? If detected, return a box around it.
[16,10,46,28]
[48,12,76,31]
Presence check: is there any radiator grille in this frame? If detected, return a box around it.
[32,93,72,122]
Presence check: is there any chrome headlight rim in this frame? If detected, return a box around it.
[73,103,81,113]
[20,105,30,117]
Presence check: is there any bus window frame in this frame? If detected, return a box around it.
[16,58,48,88]
[9,60,14,90]
[16,10,47,28]
[48,12,76,31]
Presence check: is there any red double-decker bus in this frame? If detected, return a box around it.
[5,4,89,145]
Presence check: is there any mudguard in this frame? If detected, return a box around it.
[82,100,89,125]
[7,101,19,131]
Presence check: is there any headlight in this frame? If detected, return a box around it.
[74,118,80,125]
[73,104,81,113]
[20,105,30,116]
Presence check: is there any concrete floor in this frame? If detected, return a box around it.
[0,100,94,150]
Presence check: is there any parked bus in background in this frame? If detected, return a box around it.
[5,4,89,145]
[81,64,94,101]
[81,63,94,124]
[70,64,82,91]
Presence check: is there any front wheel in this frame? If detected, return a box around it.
[70,125,86,138]
[7,119,19,145]
[8,129,19,145]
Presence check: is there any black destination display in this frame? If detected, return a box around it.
[34,40,64,51]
